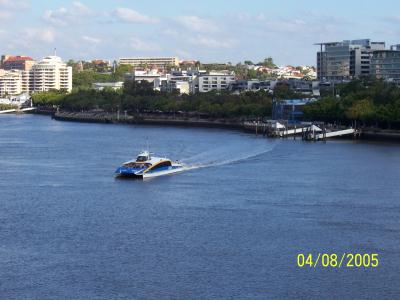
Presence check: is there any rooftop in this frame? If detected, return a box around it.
[4,56,34,62]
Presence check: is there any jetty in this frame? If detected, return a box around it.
[243,121,361,141]
[0,107,37,114]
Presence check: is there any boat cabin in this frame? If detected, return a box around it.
[136,151,150,162]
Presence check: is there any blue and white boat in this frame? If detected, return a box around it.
[115,151,185,179]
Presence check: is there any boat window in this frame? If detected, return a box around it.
[123,162,150,168]
[136,155,148,162]
[151,161,172,170]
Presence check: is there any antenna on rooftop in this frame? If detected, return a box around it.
[54,48,57,56]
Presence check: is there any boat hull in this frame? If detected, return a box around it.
[142,166,185,178]
[115,165,185,179]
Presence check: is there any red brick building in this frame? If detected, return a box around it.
[1,56,35,71]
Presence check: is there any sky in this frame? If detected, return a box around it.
[0,0,400,66]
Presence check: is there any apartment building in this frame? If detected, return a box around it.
[196,71,235,93]
[1,55,35,71]
[30,56,72,92]
[0,70,23,96]
[119,57,179,68]
[371,44,400,81]
[125,70,163,83]
[316,39,385,81]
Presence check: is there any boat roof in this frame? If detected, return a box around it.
[123,153,171,165]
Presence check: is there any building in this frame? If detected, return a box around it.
[195,71,235,93]
[92,60,110,68]
[20,71,32,93]
[0,93,30,107]
[228,80,277,93]
[0,70,23,96]
[30,56,72,93]
[179,60,199,68]
[92,82,124,91]
[169,81,190,94]
[164,71,198,94]
[272,98,317,123]
[316,39,385,81]
[371,44,400,82]
[119,57,179,68]
[1,55,35,71]
[125,70,163,83]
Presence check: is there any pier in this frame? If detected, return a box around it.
[0,107,37,114]
[243,121,360,141]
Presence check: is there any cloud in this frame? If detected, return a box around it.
[23,27,56,43]
[0,0,29,9]
[188,35,234,49]
[113,7,158,24]
[0,11,12,21]
[43,1,91,26]
[129,37,159,51]
[82,35,102,44]
[177,16,218,33]
[72,1,91,15]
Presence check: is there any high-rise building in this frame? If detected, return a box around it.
[119,57,179,68]
[315,39,385,81]
[371,45,400,82]
[30,56,72,92]
[0,70,23,96]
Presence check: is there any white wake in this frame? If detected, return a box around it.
[180,139,278,171]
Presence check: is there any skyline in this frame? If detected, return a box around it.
[1,0,400,65]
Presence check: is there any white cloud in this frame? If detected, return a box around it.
[129,37,159,51]
[0,0,29,9]
[72,1,91,15]
[82,35,102,44]
[0,11,12,21]
[43,1,91,26]
[177,16,218,33]
[189,35,234,49]
[113,7,158,24]
[23,27,56,43]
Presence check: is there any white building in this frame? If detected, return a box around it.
[125,70,163,83]
[30,56,72,93]
[119,57,179,68]
[169,81,190,94]
[0,70,23,96]
[0,93,30,107]
[196,71,235,93]
[153,71,198,94]
[92,82,124,91]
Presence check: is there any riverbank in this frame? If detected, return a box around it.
[52,111,244,130]
[35,110,400,142]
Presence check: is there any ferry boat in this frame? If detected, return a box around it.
[115,151,185,179]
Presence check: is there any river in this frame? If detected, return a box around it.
[0,114,399,299]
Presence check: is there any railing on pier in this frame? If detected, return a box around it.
[0,107,37,114]
[243,121,360,141]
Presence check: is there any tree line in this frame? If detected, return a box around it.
[303,79,400,129]
[31,80,273,119]
[31,78,400,128]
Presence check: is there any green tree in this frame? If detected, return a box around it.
[345,99,376,124]
[259,57,276,68]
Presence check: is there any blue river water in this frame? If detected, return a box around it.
[0,114,399,299]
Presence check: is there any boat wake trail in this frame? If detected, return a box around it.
[181,139,278,171]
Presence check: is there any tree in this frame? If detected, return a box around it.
[345,99,376,124]
[260,57,276,68]
[124,80,156,97]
